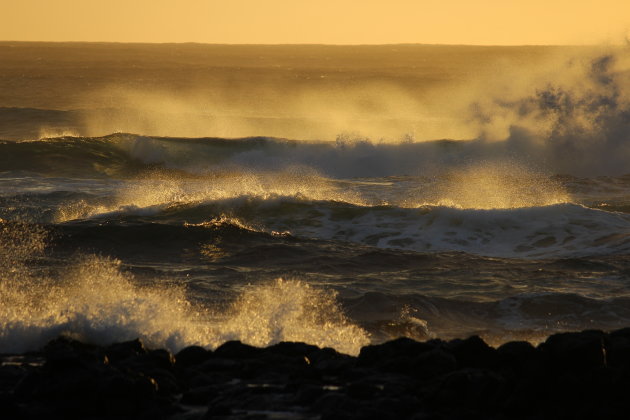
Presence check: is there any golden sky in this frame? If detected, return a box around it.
[1,0,629,45]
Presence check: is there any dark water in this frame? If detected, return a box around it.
[1,133,629,355]
[1,43,629,355]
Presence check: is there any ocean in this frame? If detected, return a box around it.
[1,42,629,356]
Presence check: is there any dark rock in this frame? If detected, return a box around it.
[181,370,227,389]
[293,383,325,405]
[402,348,456,381]
[539,330,607,369]
[5,330,630,420]
[264,341,320,358]
[203,400,232,418]
[497,340,537,371]
[0,393,22,420]
[428,368,504,410]
[43,336,104,369]
[608,328,630,367]
[175,345,212,368]
[214,341,263,359]
[0,364,29,393]
[356,337,448,378]
[112,348,179,396]
[147,349,176,369]
[312,355,355,375]
[309,347,355,374]
[98,369,159,400]
[447,335,497,369]
[105,338,148,363]
[144,368,181,396]
[358,337,434,367]
[313,392,361,417]
[198,357,240,372]
[347,381,380,399]
[118,349,175,371]
[181,384,219,405]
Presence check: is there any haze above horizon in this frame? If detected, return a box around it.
[1,0,629,46]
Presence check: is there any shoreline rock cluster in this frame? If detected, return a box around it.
[1,329,630,419]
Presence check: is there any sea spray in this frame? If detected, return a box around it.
[0,222,369,354]
[210,279,370,355]
[0,250,209,353]
[1,44,630,359]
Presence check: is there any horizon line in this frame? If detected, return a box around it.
[0,40,616,48]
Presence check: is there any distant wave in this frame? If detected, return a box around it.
[3,132,630,179]
[39,196,630,258]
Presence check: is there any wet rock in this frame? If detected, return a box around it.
[175,346,212,368]
[293,383,325,405]
[497,340,538,374]
[14,359,164,419]
[608,328,630,367]
[148,349,176,369]
[539,330,607,369]
[4,329,630,419]
[105,338,148,363]
[43,336,104,369]
[347,381,380,399]
[497,340,536,362]
[313,392,361,418]
[180,384,219,405]
[427,368,504,411]
[264,341,320,358]
[358,337,434,367]
[213,341,263,359]
[410,348,457,380]
[309,347,355,374]
[0,393,22,420]
[447,335,497,369]
[203,399,232,418]
[198,357,240,373]
[0,364,29,393]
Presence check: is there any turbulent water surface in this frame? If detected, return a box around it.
[1,43,630,355]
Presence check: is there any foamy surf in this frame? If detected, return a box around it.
[0,222,369,355]
[1,45,629,363]
[52,193,630,258]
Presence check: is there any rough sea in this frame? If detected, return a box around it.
[1,43,629,355]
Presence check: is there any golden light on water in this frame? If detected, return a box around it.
[423,163,570,210]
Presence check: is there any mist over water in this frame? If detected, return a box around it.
[470,52,630,175]
[1,43,630,354]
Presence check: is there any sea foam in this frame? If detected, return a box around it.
[0,221,369,354]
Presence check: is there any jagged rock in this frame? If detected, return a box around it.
[410,348,457,380]
[43,336,104,369]
[180,384,219,405]
[213,340,263,359]
[4,329,630,419]
[539,330,607,369]
[358,337,434,366]
[264,341,320,358]
[608,328,630,367]
[175,346,212,368]
[105,338,148,363]
[293,383,325,405]
[447,335,497,369]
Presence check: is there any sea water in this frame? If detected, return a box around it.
[1,43,629,355]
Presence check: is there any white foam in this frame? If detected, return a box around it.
[0,223,369,354]
[0,254,209,353]
[283,203,630,258]
[208,279,370,355]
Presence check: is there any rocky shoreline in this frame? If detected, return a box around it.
[1,329,630,419]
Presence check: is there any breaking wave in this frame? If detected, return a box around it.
[0,222,369,355]
[56,198,630,258]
